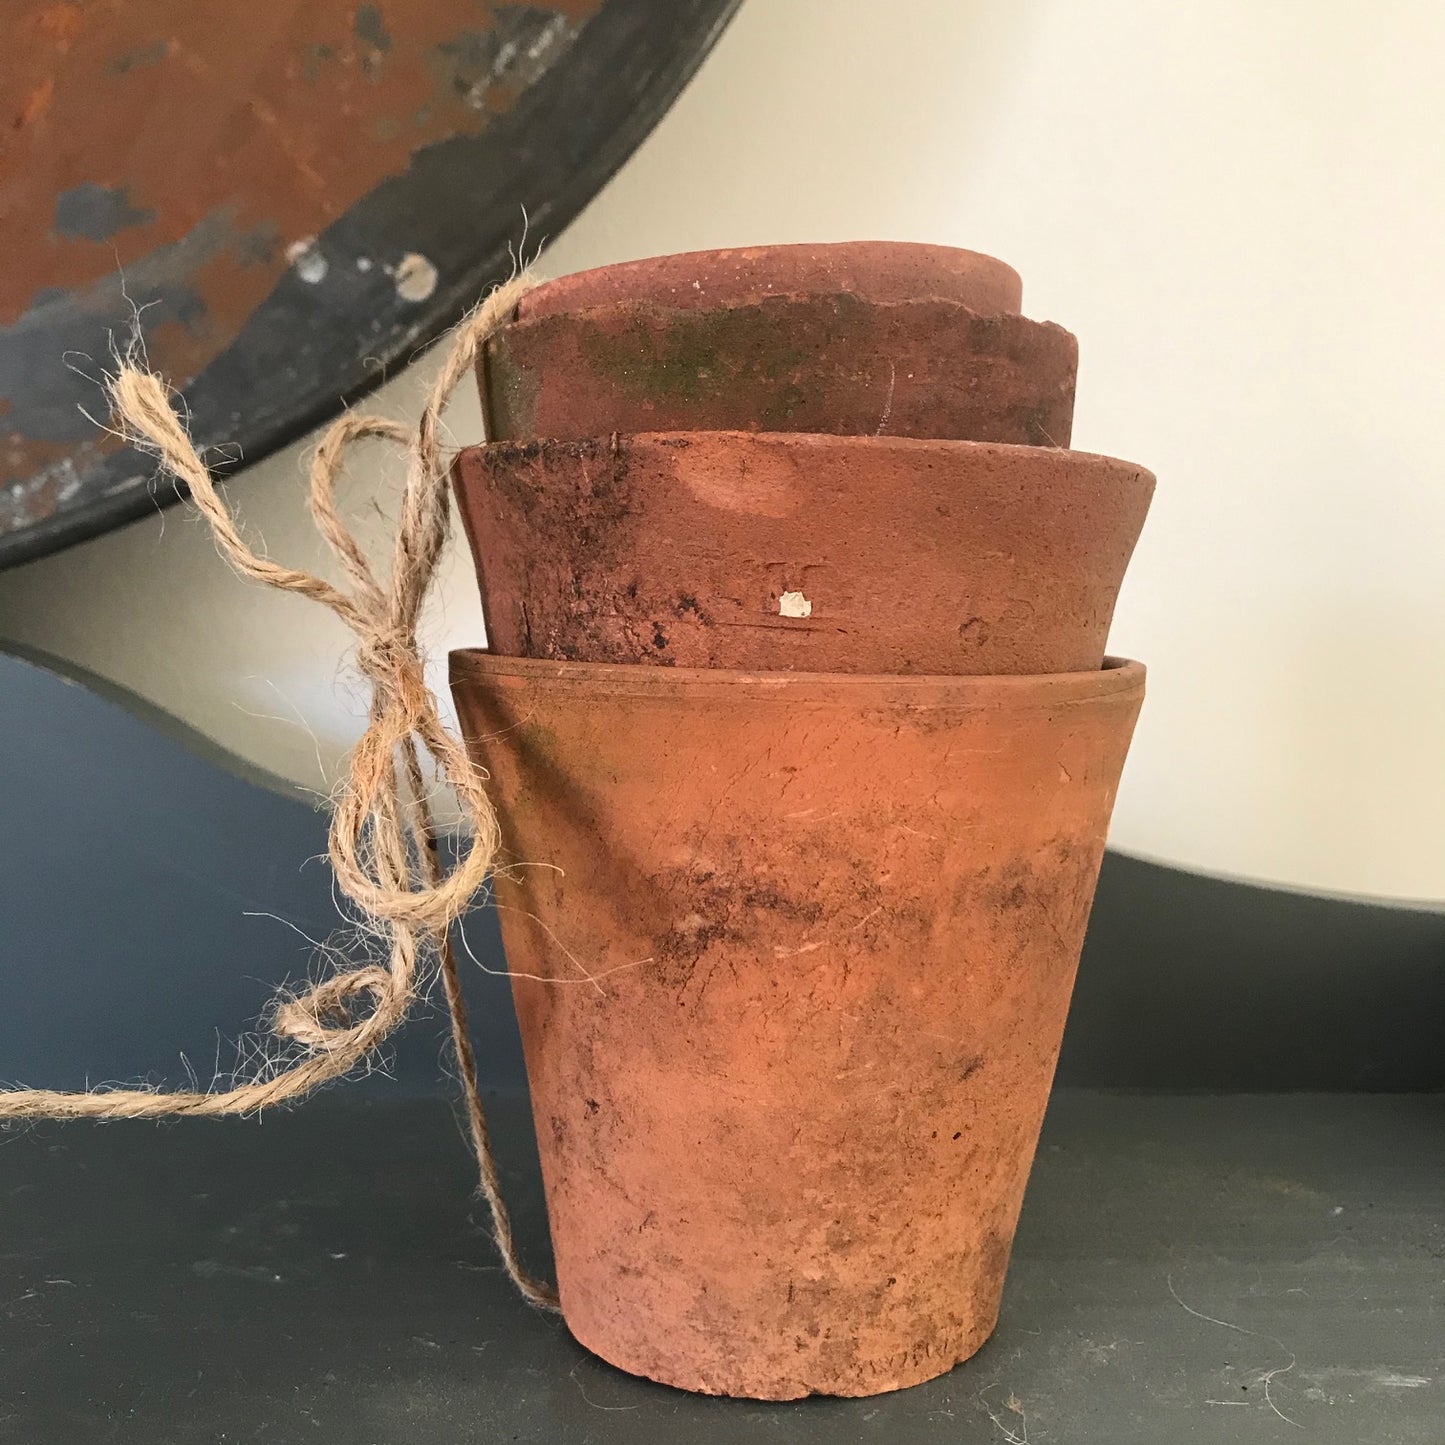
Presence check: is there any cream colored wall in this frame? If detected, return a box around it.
[2,0,1442,902]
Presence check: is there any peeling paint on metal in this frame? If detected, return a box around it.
[1,206,260,452]
[393,253,438,303]
[286,239,328,285]
[53,184,156,242]
[106,40,168,76]
[0,455,85,531]
[353,4,392,53]
[434,9,579,112]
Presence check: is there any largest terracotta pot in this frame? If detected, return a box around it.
[451,652,1146,1399]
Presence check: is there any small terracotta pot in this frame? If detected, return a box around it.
[479,295,1077,446]
[451,652,1146,1398]
[513,241,1023,322]
[452,432,1153,675]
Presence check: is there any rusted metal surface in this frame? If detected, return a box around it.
[0,0,740,567]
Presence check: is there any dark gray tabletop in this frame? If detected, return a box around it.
[3,1091,1441,1443]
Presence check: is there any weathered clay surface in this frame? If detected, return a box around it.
[514,242,1023,321]
[450,653,1146,1398]
[480,294,1077,445]
[452,433,1153,674]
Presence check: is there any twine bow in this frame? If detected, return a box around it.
[0,273,557,1309]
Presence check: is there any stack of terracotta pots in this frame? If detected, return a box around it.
[449,243,1152,1399]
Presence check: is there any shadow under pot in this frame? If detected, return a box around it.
[451,432,1154,675]
[449,651,1146,1399]
[478,293,1078,447]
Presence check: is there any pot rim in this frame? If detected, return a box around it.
[492,290,1070,331]
[517,242,1023,320]
[468,430,1154,487]
[451,652,1145,710]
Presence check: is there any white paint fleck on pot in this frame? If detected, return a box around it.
[779,590,812,619]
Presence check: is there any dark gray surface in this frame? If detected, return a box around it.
[3,649,1443,1096]
[0,649,526,1095]
[1057,856,1445,1091]
[2,1092,1442,1442]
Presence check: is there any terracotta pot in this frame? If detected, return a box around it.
[452,432,1154,675]
[513,241,1023,322]
[479,295,1077,446]
[450,652,1146,1398]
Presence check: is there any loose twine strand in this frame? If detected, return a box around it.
[0,273,559,1310]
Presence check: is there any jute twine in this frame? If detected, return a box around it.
[0,273,558,1310]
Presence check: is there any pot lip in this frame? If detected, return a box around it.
[463,430,1153,486]
[491,290,1070,335]
[451,652,1145,708]
[516,242,1023,320]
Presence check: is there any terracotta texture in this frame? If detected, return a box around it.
[452,433,1154,674]
[479,295,1077,446]
[514,241,1023,322]
[451,653,1146,1398]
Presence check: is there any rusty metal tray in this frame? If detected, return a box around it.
[0,0,738,568]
